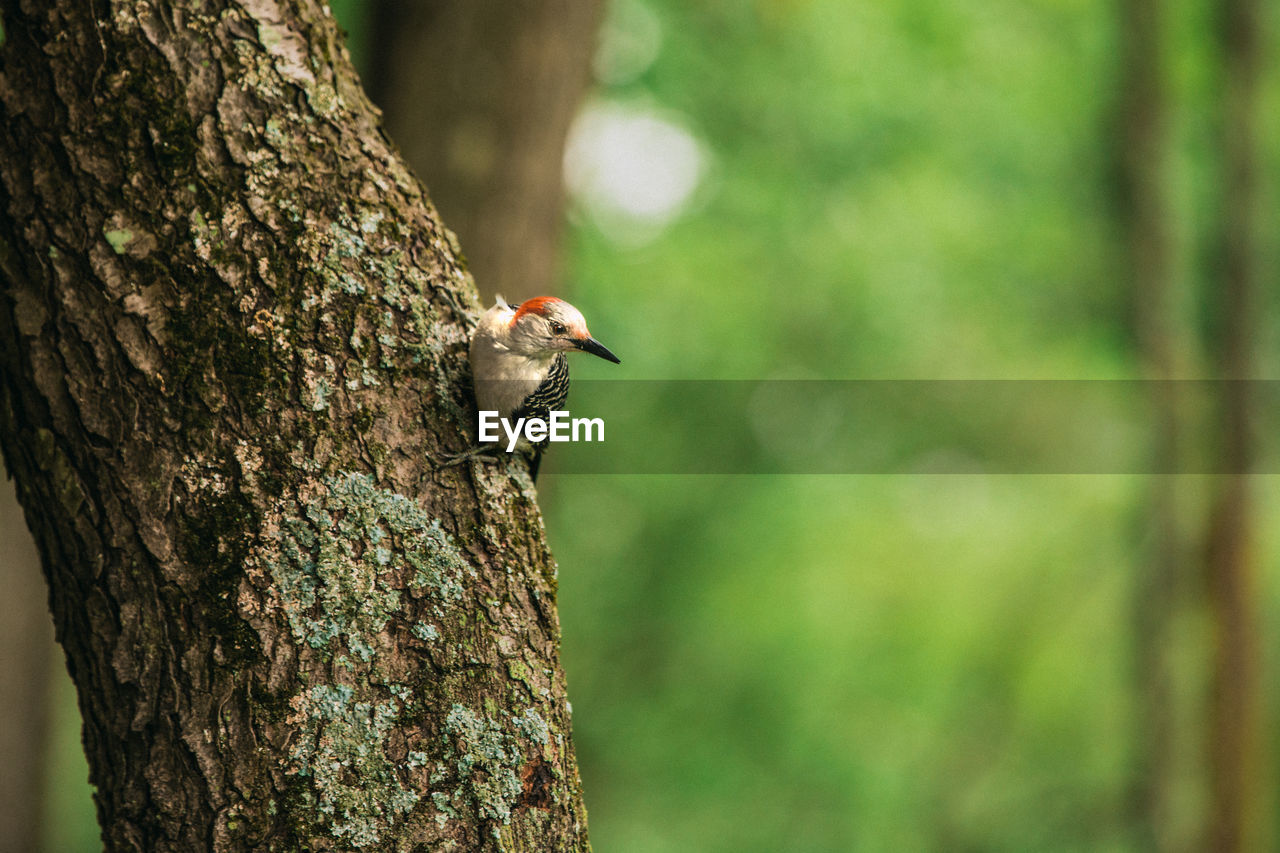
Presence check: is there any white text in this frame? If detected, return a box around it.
[478,411,605,452]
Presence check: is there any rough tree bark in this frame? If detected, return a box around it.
[363,0,602,305]
[0,1,590,850]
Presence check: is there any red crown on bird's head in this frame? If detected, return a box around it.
[511,296,565,323]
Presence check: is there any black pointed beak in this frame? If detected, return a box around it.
[575,336,621,364]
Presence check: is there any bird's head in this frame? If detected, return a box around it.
[506,296,621,363]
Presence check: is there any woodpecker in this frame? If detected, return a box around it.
[462,295,620,479]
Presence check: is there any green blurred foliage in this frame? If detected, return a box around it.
[550,475,1146,851]
[544,0,1277,851]
[42,656,98,852]
[565,0,1130,383]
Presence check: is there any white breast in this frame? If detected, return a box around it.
[469,304,556,419]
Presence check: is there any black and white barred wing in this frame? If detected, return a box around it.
[512,353,570,430]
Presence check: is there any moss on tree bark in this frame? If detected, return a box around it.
[0,1,590,850]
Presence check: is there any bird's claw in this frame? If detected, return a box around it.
[431,446,498,469]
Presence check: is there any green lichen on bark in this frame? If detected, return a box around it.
[248,470,479,845]
[103,227,133,254]
[437,704,535,832]
[254,470,468,664]
[421,701,564,847]
[287,683,420,847]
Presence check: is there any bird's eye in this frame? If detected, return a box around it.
[550,321,567,335]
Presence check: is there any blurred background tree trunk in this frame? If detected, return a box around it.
[1203,0,1265,847]
[363,0,603,305]
[1117,0,1189,848]
[0,471,53,853]
[0,1,589,850]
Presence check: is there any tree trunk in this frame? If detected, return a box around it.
[1116,0,1188,848]
[0,1,590,850]
[363,0,603,305]
[1204,0,1265,846]
[0,469,54,853]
